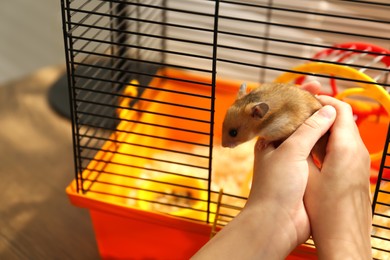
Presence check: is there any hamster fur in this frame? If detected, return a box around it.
[222,82,328,165]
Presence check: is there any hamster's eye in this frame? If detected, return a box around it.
[229,129,238,137]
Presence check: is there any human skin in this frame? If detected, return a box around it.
[304,95,372,259]
[192,85,372,259]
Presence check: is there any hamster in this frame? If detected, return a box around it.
[222,82,328,165]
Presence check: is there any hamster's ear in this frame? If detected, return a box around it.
[237,83,247,99]
[245,102,269,118]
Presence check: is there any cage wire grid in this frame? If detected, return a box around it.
[61,0,390,257]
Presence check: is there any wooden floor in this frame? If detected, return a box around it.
[0,66,100,259]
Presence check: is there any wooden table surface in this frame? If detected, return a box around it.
[0,66,100,259]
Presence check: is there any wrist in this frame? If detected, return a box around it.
[193,199,309,259]
[242,201,307,258]
[308,201,372,260]
[315,238,372,260]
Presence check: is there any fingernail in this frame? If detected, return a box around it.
[318,105,336,119]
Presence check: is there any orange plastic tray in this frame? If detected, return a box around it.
[66,68,319,258]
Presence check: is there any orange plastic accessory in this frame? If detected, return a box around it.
[275,62,390,164]
[294,42,390,96]
[116,80,139,120]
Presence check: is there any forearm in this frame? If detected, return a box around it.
[315,239,372,260]
[309,192,372,259]
[192,203,300,259]
[313,219,372,259]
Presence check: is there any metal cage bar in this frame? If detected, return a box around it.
[62,0,390,258]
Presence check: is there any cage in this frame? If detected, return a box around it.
[60,0,390,259]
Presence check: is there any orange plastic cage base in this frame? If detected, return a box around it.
[66,68,321,259]
[67,183,317,259]
[67,184,213,258]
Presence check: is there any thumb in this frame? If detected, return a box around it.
[279,105,336,160]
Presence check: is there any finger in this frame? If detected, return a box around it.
[316,95,368,167]
[279,105,336,160]
[254,138,275,160]
[316,95,356,126]
[300,81,321,95]
[316,95,360,137]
